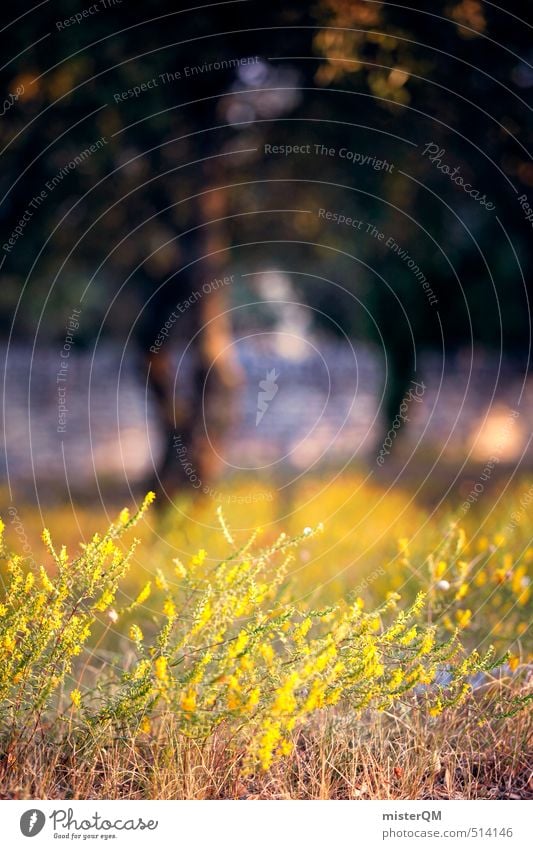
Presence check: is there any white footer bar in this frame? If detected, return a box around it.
[1,799,530,849]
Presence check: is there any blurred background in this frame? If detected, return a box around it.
[0,0,532,536]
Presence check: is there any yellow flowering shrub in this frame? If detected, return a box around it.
[0,492,154,751]
[396,524,533,657]
[0,497,526,770]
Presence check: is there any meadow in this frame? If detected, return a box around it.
[0,472,531,799]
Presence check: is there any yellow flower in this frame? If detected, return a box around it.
[457,560,469,578]
[174,559,187,578]
[455,583,468,600]
[399,626,417,645]
[154,656,169,683]
[118,508,130,526]
[279,739,293,756]
[419,631,434,655]
[129,624,144,642]
[142,492,156,511]
[272,673,299,716]
[508,654,519,672]
[132,659,151,680]
[229,630,249,658]
[3,634,16,652]
[246,687,260,710]
[260,643,274,665]
[258,719,282,770]
[474,570,487,587]
[239,655,254,672]
[139,716,151,734]
[316,641,338,670]
[227,692,241,710]
[102,539,115,557]
[398,537,409,555]
[455,609,472,629]
[435,560,447,578]
[294,617,312,643]
[135,582,151,605]
[94,588,114,611]
[192,600,212,633]
[518,586,530,606]
[190,549,207,570]
[304,679,326,711]
[511,565,526,594]
[225,674,241,691]
[154,570,168,592]
[180,689,196,713]
[39,565,54,593]
[163,598,176,618]
[70,689,82,709]
[419,668,435,685]
[429,697,443,717]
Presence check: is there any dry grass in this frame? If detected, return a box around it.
[2,679,531,800]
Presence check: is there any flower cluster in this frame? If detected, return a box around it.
[405,525,532,662]
[0,498,514,770]
[0,493,154,750]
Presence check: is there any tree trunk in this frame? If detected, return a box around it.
[142,173,243,504]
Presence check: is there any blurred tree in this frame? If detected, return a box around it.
[310,0,533,431]
[0,0,531,486]
[0,1,314,497]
